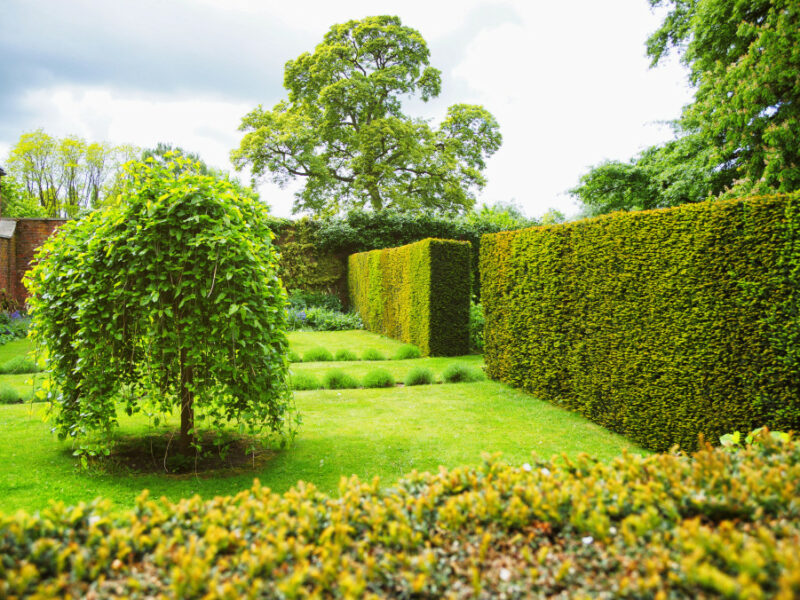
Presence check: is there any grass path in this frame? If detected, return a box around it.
[0,330,647,513]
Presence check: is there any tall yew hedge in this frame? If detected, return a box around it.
[481,194,800,451]
[349,238,470,356]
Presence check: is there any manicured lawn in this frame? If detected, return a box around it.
[290,354,484,383]
[0,329,647,514]
[0,337,35,364]
[288,330,409,357]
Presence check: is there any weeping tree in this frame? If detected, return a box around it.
[26,154,297,459]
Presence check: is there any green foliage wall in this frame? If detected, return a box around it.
[273,219,346,298]
[349,238,470,356]
[481,194,800,451]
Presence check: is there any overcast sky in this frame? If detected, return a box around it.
[1,0,693,219]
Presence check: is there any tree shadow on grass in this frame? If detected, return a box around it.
[63,430,284,479]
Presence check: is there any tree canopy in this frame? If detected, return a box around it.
[232,15,502,216]
[25,154,296,458]
[6,130,136,217]
[572,0,798,215]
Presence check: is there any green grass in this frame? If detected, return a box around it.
[288,330,406,358]
[0,329,647,515]
[0,373,44,398]
[290,355,484,384]
[0,382,646,514]
[0,338,35,364]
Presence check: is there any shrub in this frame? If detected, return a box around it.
[404,367,434,386]
[0,311,31,346]
[303,347,334,362]
[289,372,321,391]
[322,369,359,390]
[334,349,358,361]
[441,363,485,383]
[288,351,302,363]
[348,238,471,356]
[288,289,343,312]
[0,356,40,374]
[0,382,22,404]
[2,436,799,598]
[24,154,296,457]
[362,348,386,361]
[469,301,484,353]
[362,368,395,388]
[481,193,800,451]
[304,308,363,331]
[393,344,421,360]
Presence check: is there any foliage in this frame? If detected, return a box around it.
[233,15,501,216]
[4,436,799,597]
[719,427,790,451]
[441,362,486,383]
[322,369,359,390]
[362,348,386,361]
[481,193,800,451]
[334,349,358,361]
[403,366,434,386]
[393,344,421,360]
[0,356,39,375]
[570,131,736,215]
[0,311,31,346]
[0,173,47,218]
[648,0,800,195]
[275,219,347,299]
[303,308,363,331]
[302,347,334,362]
[289,372,322,391]
[24,154,297,456]
[5,129,136,217]
[0,382,22,404]
[362,368,395,389]
[349,238,471,356]
[287,288,343,312]
[469,301,485,353]
[288,351,302,363]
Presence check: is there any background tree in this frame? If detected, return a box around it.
[572,0,798,216]
[648,0,799,194]
[25,154,296,458]
[233,15,502,216]
[0,172,48,218]
[6,130,131,217]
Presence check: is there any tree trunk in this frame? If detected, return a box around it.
[367,184,383,211]
[179,347,194,454]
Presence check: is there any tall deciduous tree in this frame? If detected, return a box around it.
[6,130,131,217]
[232,15,502,216]
[648,0,799,194]
[25,155,297,458]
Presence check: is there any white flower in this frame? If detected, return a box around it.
[609,526,617,535]
[540,467,551,476]
[582,536,594,545]
[88,515,101,527]
[522,462,532,472]
[499,568,511,582]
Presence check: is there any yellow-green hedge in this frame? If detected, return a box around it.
[2,435,799,598]
[481,194,800,451]
[349,238,471,356]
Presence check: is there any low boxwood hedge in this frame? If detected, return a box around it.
[1,434,798,598]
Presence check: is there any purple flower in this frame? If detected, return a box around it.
[298,310,306,321]
[9,311,21,320]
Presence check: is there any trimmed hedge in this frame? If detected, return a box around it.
[2,436,799,598]
[349,238,471,356]
[481,194,800,451]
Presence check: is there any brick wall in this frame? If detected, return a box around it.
[0,219,66,305]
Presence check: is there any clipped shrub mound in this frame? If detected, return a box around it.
[2,436,799,598]
[0,356,39,374]
[393,344,422,360]
[0,382,23,404]
[289,372,321,391]
[361,348,386,361]
[322,369,359,390]
[362,368,395,389]
[349,238,471,356]
[334,349,358,361]
[442,362,486,383]
[302,347,334,362]
[481,193,800,451]
[404,366,434,386]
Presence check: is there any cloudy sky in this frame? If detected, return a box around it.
[1,0,693,219]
